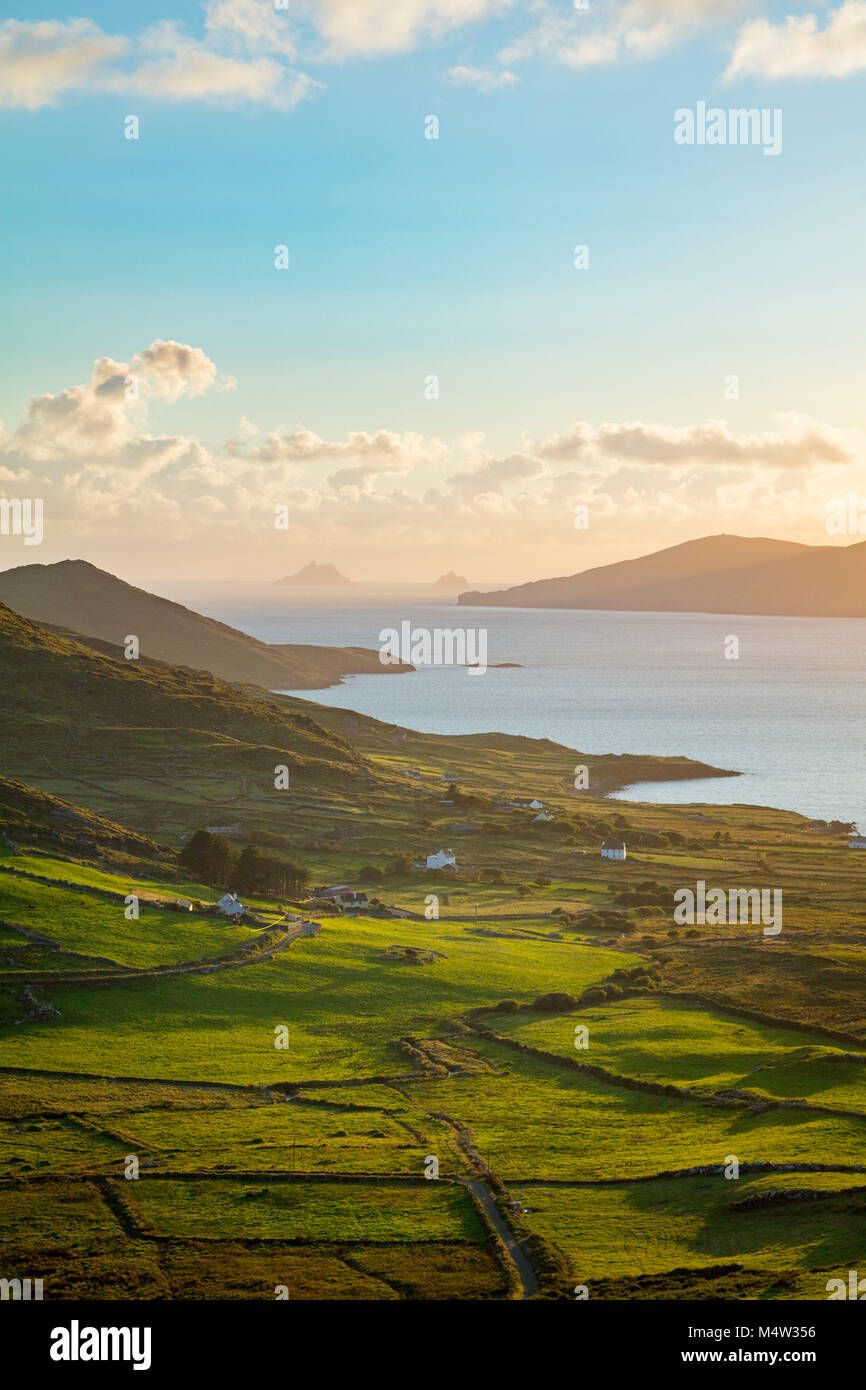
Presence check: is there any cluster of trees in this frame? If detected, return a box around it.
[612,879,672,908]
[179,831,309,898]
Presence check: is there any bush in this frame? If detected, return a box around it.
[358,865,385,884]
[481,867,506,885]
[580,987,606,1005]
[531,991,578,1012]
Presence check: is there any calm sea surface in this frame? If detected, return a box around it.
[169,585,866,831]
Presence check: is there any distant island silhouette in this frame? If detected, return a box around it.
[276,561,352,587]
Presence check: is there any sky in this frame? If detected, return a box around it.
[0,0,865,585]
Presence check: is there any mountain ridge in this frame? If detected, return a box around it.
[458,534,866,617]
[0,560,408,688]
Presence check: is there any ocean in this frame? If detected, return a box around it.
[168,584,866,832]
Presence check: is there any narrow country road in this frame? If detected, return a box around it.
[466,1178,539,1299]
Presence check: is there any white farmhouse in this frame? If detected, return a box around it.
[601,841,627,861]
[217,891,246,918]
[426,848,457,870]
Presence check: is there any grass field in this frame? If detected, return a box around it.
[0,872,253,968]
[2,652,866,1300]
[129,1177,482,1241]
[518,1172,866,1282]
[409,1040,866,1181]
[0,915,632,1082]
[488,997,866,1111]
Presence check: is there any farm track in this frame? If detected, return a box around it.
[433,1109,540,1298]
[466,1179,539,1299]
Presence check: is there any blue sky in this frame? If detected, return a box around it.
[1,1,865,582]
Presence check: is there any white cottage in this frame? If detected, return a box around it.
[426,848,457,870]
[217,891,246,918]
[601,841,627,861]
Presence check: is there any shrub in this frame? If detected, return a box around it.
[531,991,578,1012]
[358,865,384,884]
[580,987,606,1005]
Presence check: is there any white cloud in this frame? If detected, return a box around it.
[130,341,222,401]
[501,0,738,71]
[0,340,223,463]
[448,63,517,89]
[307,0,514,58]
[0,14,318,112]
[0,18,127,110]
[531,417,854,469]
[725,1,866,82]
[228,426,448,492]
[114,21,319,110]
[447,450,545,496]
[205,0,298,58]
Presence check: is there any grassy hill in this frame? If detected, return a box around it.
[0,776,167,860]
[459,533,866,617]
[0,599,378,836]
[0,596,729,845]
[0,559,409,689]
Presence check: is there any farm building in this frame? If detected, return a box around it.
[315,886,369,908]
[217,892,246,918]
[425,848,456,870]
[848,836,866,850]
[601,841,627,861]
[512,798,543,811]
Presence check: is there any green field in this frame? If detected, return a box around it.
[518,1172,866,1281]
[409,1039,866,1180]
[0,915,631,1082]
[488,997,866,1111]
[129,1177,482,1241]
[0,872,252,968]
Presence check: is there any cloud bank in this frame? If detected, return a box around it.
[1,341,861,576]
